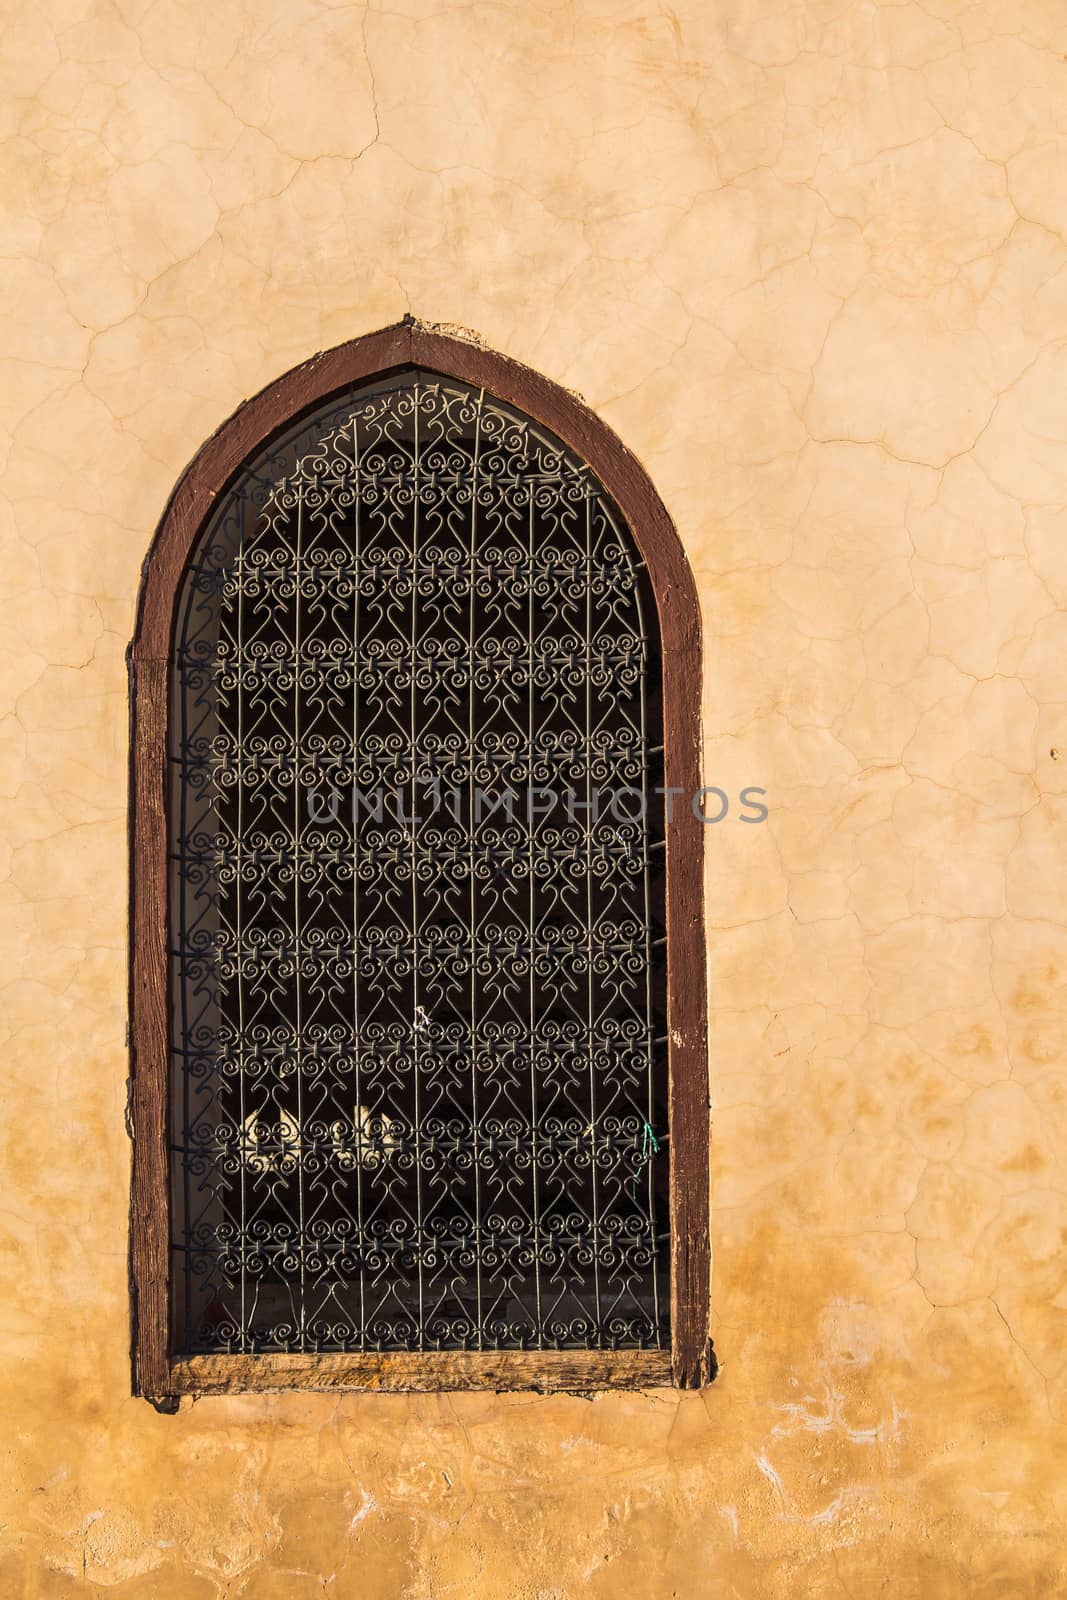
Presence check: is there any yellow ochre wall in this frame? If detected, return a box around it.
[2,0,1066,1593]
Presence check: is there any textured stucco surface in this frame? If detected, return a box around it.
[2,0,1067,1594]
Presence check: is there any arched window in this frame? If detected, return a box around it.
[129,322,710,1398]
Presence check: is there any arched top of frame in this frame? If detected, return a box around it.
[131,321,701,668]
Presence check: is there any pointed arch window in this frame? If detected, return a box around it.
[129,323,710,1398]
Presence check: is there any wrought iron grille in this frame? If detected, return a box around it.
[171,369,668,1354]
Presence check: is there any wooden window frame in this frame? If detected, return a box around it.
[128,320,712,1401]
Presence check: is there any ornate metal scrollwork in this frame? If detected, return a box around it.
[172,371,668,1353]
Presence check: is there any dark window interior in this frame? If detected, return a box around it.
[171,370,668,1354]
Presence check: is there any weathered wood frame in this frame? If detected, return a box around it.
[129,320,712,1401]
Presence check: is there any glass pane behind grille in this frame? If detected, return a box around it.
[171,370,668,1353]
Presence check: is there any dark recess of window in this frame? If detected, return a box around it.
[128,320,712,1401]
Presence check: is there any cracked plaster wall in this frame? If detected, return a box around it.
[1,0,1066,1594]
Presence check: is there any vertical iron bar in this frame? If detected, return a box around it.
[410,384,424,1345]
[585,488,601,1335]
[527,475,542,1344]
[469,391,483,1349]
[294,482,306,1349]
[177,564,192,1349]
[351,411,365,1350]
[236,505,247,1350]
